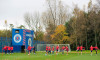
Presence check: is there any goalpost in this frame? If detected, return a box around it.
[37,44,71,52]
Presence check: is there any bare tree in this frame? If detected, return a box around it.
[57,0,68,25]
[46,0,56,26]
[24,12,40,31]
[24,13,32,29]
[42,0,69,28]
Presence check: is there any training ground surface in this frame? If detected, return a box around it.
[0,50,100,60]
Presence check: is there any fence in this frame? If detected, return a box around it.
[33,40,46,51]
[0,37,45,52]
[0,37,12,52]
[37,44,71,52]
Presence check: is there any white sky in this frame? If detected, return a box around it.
[0,0,97,30]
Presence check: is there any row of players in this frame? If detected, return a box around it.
[45,45,69,55]
[77,45,99,56]
[2,45,35,55]
[26,45,69,55]
[2,46,13,54]
[2,45,99,56]
[45,45,99,56]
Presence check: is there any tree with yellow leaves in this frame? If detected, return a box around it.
[51,24,69,44]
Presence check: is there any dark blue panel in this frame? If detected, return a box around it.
[13,45,21,52]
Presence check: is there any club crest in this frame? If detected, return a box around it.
[14,34,21,43]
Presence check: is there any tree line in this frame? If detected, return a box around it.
[24,0,100,50]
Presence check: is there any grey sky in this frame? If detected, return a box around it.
[0,0,96,30]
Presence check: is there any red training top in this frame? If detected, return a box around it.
[46,46,48,51]
[52,46,54,51]
[10,47,13,50]
[8,46,11,50]
[94,46,99,50]
[77,47,80,50]
[66,46,69,51]
[27,46,31,50]
[62,46,65,50]
[90,46,93,51]
[56,46,59,50]
[3,46,8,51]
[48,46,51,51]
[80,46,85,50]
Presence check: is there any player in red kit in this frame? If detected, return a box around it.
[7,46,11,54]
[77,46,80,55]
[80,46,85,55]
[66,46,69,55]
[45,45,48,55]
[94,46,99,55]
[10,46,13,54]
[90,45,93,56]
[27,45,31,55]
[30,46,33,53]
[2,46,8,54]
[48,46,51,54]
[62,46,65,54]
[52,46,54,54]
[56,45,59,55]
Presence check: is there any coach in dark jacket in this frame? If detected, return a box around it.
[33,46,35,54]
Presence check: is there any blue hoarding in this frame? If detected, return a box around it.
[12,29,34,52]
[12,29,23,45]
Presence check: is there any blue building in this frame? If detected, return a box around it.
[12,29,34,52]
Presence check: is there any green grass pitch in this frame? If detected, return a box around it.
[0,50,100,60]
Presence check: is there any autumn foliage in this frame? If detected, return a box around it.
[51,24,69,44]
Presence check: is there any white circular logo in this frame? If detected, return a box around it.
[28,38,31,46]
[14,34,21,43]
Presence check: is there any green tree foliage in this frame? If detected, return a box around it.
[43,23,56,43]
[0,30,12,37]
[65,0,100,50]
[34,31,44,41]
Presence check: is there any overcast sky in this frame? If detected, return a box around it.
[0,0,97,30]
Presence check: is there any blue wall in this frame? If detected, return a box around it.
[12,29,34,52]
